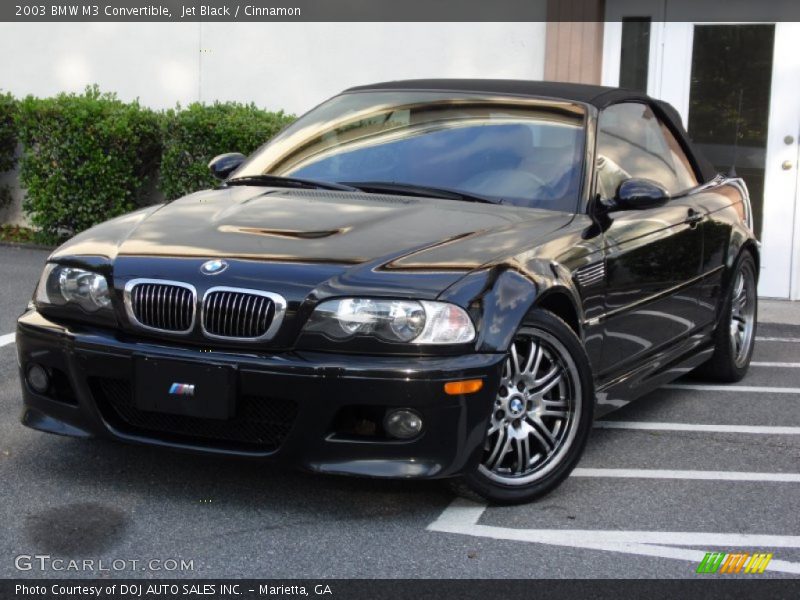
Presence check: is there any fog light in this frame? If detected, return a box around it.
[27,364,50,394]
[384,409,423,439]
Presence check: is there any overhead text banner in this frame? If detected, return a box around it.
[3,0,800,22]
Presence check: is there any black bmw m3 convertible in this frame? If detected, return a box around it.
[17,80,758,503]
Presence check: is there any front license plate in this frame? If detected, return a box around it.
[134,357,235,420]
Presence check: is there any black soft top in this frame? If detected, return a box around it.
[345,79,718,183]
[346,79,648,108]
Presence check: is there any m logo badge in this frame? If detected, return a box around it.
[169,383,196,397]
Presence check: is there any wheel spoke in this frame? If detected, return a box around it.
[527,415,556,451]
[522,340,539,375]
[533,366,562,396]
[542,396,567,407]
[515,434,532,474]
[510,343,522,377]
[486,428,511,471]
[541,396,568,419]
[734,293,747,311]
[540,407,569,419]
[733,274,744,300]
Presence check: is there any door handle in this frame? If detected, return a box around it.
[685,209,704,227]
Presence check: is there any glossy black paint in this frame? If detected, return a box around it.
[17,83,759,477]
[614,178,671,210]
[208,152,246,180]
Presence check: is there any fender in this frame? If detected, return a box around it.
[439,263,584,354]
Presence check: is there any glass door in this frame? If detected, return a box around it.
[659,22,800,299]
[604,16,800,298]
[685,25,774,241]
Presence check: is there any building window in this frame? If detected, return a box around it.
[619,18,651,92]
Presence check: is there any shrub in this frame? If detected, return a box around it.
[0,92,17,212]
[15,85,162,241]
[0,91,16,172]
[159,102,294,200]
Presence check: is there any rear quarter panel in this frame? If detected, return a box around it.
[694,178,758,326]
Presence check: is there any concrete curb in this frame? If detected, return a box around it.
[0,240,55,252]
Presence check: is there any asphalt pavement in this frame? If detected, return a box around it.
[1,246,798,579]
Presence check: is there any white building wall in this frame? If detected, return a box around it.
[0,22,547,114]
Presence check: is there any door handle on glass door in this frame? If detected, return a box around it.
[782,160,793,170]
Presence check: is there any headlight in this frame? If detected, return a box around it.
[304,298,475,344]
[35,264,112,313]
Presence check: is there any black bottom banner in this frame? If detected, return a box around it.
[3,579,800,600]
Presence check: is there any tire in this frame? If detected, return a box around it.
[695,251,758,383]
[450,309,594,505]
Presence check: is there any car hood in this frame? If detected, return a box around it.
[51,186,576,347]
[53,186,574,273]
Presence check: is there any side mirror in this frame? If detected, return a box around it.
[208,153,246,180]
[614,178,670,210]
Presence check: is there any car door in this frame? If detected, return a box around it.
[594,102,706,376]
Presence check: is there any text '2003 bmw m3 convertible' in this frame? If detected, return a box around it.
[17,80,758,503]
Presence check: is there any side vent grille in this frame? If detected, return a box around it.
[574,262,605,288]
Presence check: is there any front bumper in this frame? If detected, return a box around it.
[16,310,505,479]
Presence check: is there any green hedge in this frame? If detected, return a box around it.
[0,91,16,173]
[15,86,162,241]
[3,88,294,241]
[0,92,16,212]
[159,102,294,200]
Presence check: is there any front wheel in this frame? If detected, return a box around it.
[452,310,594,504]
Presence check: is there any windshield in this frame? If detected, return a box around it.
[235,90,587,212]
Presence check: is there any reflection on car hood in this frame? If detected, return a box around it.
[51,186,574,272]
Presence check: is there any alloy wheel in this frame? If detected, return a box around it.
[730,265,756,368]
[478,328,581,485]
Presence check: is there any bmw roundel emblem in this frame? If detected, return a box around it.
[200,259,228,275]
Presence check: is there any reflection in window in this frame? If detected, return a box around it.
[687,24,774,238]
[660,121,698,190]
[596,102,697,198]
[236,91,587,213]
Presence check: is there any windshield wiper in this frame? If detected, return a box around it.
[342,181,500,204]
[226,174,360,192]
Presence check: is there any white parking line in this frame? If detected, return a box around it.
[595,420,800,435]
[756,336,800,343]
[751,361,800,367]
[0,333,14,347]
[571,468,800,482]
[664,383,800,394]
[428,499,800,574]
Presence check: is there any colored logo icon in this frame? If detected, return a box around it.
[201,259,228,275]
[696,552,773,574]
[169,383,196,397]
